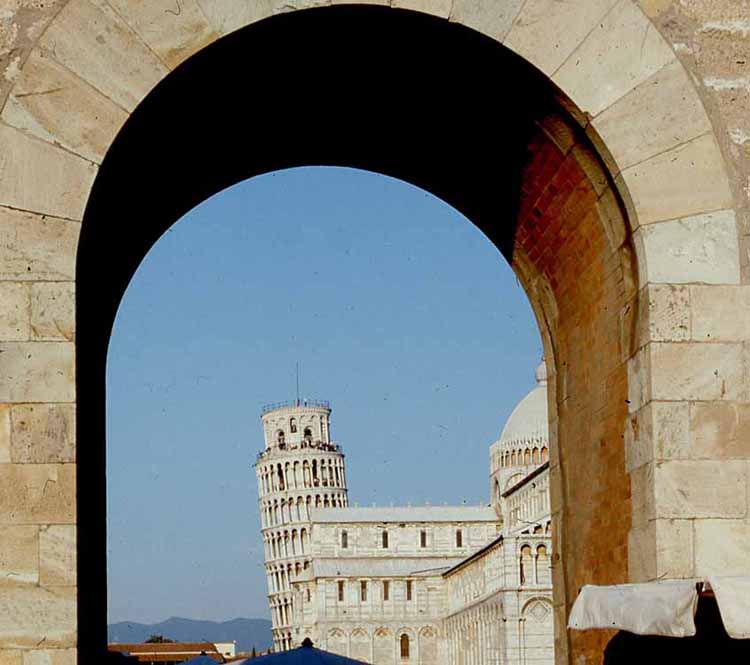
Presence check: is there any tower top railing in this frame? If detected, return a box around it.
[260,399,331,416]
[256,441,343,461]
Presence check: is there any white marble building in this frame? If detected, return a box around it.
[255,364,554,663]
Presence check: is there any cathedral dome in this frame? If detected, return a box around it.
[497,361,548,449]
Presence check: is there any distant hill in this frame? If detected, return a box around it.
[108,617,273,653]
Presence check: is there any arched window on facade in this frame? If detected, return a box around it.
[382,530,389,549]
[532,447,540,464]
[277,430,285,446]
[520,544,533,585]
[290,417,297,433]
[303,427,313,443]
[455,529,463,548]
[541,446,549,462]
[303,461,311,488]
[341,530,348,549]
[400,634,410,659]
[536,544,550,585]
[337,580,345,602]
[420,530,427,548]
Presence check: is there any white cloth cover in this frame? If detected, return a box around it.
[567,581,699,637]
[708,576,750,639]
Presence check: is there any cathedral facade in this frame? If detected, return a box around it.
[255,364,554,664]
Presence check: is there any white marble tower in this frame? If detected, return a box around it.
[255,399,348,651]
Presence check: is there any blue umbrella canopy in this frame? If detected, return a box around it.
[232,639,369,664]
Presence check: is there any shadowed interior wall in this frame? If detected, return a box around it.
[511,120,635,660]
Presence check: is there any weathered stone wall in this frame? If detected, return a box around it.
[311,519,500,559]
[0,2,747,664]
[443,534,553,665]
[295,573,445,663]
[639,0,750,280]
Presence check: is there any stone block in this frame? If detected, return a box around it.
[537,114,577,155]
[652,402,691,461]
[392,0,452,17]
[2,48,128,164]
[0,464,75,525]
[624,407,650,472]
[0,652,21,665]
[107,0,219,70]
[626,403,689,471]
[0,207,79,282]
[626,346,652,413]
[654,518,694,579]
[592,59,712,171]
[694,519,750,577]
[633,210,740,285]
[552,0,674,117]
[504,0,618,77]
[690,402,750,459]
[597,188,629,252]
[649,341,744,401]
[629,462,654,526]
[0,586,76,648]
[618,134,734,227]
[195,0,274,35]
[30,283,74,342]
[22,651,76,665]
[0,283,30,341]
[0,124,96,221]
[641,284,690,343]
[40,0,169,112]
[270,0,331,11]
[39,525,75,586]
[10,404,75,464]
[627,521,655,581]
[0,526,39,586]
[0,406,9,464]
[450,0,526,43]
[691,285,750,341]
[0,342,74,403]
[654,460,746,519]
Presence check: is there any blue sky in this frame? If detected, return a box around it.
[106,166,542,623]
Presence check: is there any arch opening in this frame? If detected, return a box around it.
[78,5,637,663]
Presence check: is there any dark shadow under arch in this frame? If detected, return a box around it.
[78,5,584,660]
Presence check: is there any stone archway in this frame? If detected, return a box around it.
[0,3,746,665]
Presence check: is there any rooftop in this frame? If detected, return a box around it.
[310,557,465,578]
[495,361,548,448]
[260,399,330,416]
[311,505,498,523]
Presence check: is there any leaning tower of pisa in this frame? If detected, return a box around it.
[255,399,348,652]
